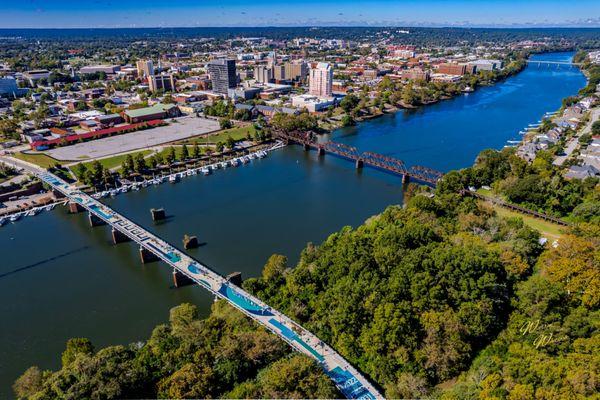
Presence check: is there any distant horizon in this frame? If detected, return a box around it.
[1,25,600,30]
[2,0,599,29]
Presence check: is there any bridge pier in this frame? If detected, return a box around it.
[68,201,84,214]
[355,159,363,169]
[317,147,324,156]
[172,269,194,288]
[402,174,410,185]
[139,246,159,264]
[183,235,199,249]
[226,271,243,286]
[303,143,310,151]
[150,208,166,221]
[111,228,131,244]
[88,212,106,227]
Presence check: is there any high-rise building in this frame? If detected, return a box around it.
[136,59,154,78]
[254,65,273,84]
[148,74,176,93]
[273,64,286,81]
[208,59,237,94]
[309,62,333,97]
[285,61,308,82]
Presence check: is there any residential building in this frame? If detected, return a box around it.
[208,59,237,95]
[254,65,273,84]
[0,77,18,96]
[309,62,333,97]
[136,59,154,78]
[285,61,308,81]
[148,74,176,93]
[273,64,286,81]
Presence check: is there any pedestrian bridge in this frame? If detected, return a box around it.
[28,165,383,400]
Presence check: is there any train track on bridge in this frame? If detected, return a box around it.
[2,157,383,400]
[275,130,444,185]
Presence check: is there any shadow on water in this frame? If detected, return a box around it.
[0,246,90,279]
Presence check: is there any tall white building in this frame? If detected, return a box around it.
[136,59,154,79]
[309,62,333,98]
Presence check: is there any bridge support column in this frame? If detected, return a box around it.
[317,147,325,156]
[68,201,84,214]
[226,271,243,286]
[112,228,131,244]
[355,159,364,169]
[88,212,106,227]
[172,269,194,288]
[303,143,310,151]
[183,235,199,249]
[402,174,410,185]
[139,246,159,264]
[150,208,166,222]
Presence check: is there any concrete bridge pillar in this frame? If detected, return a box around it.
[402,174,410,185]
[139,246,159,264]
[226,271,243,286]
[150,208,166,222]
[88,212,106,227]
[355,159,364,169]
[317,147,325,156]
[112,228,131,244]
[183,235,199,249]
[68,201,84,214]
[172,269,194,288]
[303,143,311,151]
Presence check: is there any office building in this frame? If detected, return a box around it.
[309,62,333,97]
[437,63,467,76]
[79,65,120,75]
[273,64,286,81]
[136,59,154,78]
[148,74,176,93]
[208,59,237,95]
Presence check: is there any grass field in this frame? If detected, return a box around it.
[493,206,565,240]
[12,152,60,169]
[182,125,257,145]
[80,150,153,171]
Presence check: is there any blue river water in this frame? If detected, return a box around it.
[0,52,585,397]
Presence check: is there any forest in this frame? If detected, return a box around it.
[14,144,598,398]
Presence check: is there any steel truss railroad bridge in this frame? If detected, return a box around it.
[275,130,444,185]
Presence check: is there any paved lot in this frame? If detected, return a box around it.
[47,116,220,161]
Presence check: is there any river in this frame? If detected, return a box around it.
[0,52,586,397]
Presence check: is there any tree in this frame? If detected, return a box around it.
[0,118,19,140]
[61,338,94,367]
[340,93,359,113]
[13,366,43,399]
[341,114,355,127]
[216,142,224,153]
[180,144,189,160]
[192,143,201,159]
[591,120,600,136]
[219,118,232,130]
[121,154,135,176]
[134,153,147,173]
[165,146,176,164]
[225,136,236,150]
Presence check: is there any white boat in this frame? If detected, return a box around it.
[169,174,178,183]
[28,208,41,216]
[0,217,6,226]
[141,181,148,188]
[201,168,211,175]
[45,204,56,211]
[110,189,118,197]
[241,156,249,164]
[507,140,521,144]
[132,184,140,191]
[221,161,228,168]
[10,213,21,222]
[231,158,240,167]
[92,193,102,199]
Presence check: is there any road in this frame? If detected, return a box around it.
[554,107,600,166]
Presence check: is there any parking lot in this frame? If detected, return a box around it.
[47,116,220,161]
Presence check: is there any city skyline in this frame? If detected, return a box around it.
[1,0,600,28]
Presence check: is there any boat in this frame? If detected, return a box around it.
[110,189,118,197]
[241,156,249,164]
[45,204,56,211]
[221,161,228,168]
[92,193,102,199]
[28,208,41,216]
[507,140,521,144]
[0,217,6,226]
[202,168,211,175]
[169,174,179,183]
[141,181,148,188]
[231,158,240,167]
[10,213,21,222]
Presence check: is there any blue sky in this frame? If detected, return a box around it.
[1,0,599,28]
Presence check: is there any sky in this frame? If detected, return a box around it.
[1,0,599,29]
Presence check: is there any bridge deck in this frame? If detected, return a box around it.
[10,158,382,400]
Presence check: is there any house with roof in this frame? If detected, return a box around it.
[565,165,600,180]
